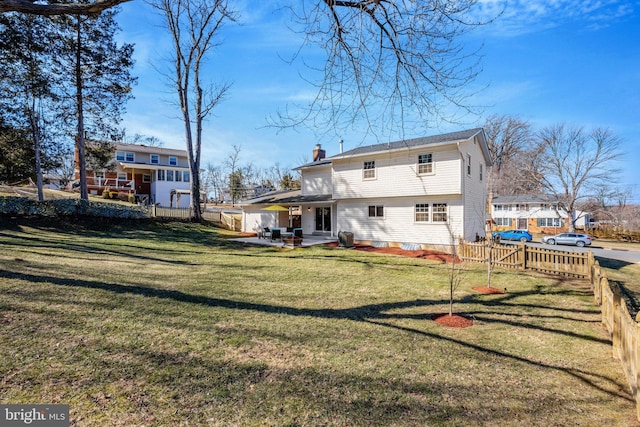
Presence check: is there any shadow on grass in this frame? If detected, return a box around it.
[595,256,633,271]
[0,267,631,406]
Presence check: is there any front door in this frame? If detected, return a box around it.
[315,207,331,232]
[517,218,527,229]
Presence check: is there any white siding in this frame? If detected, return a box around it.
[242,207,290,233]
[336,196,464,246]
[152,180,191,207]
[301,166,332,196]
[332,146,461,199]
[460,137,489,240]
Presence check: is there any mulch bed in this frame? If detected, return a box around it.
[472,286,506,295]
[324,242,453,263]
[432,313,474,328]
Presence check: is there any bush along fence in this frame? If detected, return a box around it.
[0,196,149,219]
[0,197,242,231]
[460,239,640,420]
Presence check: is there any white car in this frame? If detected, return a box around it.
[542,233,592,247]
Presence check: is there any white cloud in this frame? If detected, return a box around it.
[475,0,636,36]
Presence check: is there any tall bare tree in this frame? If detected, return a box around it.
[273,1,491,139]
[528,124,623,231]
[151,0,236,220]
[482,114,535,197]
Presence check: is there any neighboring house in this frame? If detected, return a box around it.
[75,142,192,207]
[241,128,492,248]
[490,194,590,234]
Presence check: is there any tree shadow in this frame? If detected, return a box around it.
[0,265,632,405]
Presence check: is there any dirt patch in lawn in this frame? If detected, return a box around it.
[324,242,453,263]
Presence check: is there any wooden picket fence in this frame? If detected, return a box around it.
[151,207,241,231]
[459,239,640,420]
[458,240,592,278]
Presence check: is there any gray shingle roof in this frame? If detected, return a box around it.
[242,189,333,206]
[492,195,558,204]
[296,128,490,169]
[333,128,484,158]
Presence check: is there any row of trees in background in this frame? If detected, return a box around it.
[202,145,301,205]
[484,114,634,231]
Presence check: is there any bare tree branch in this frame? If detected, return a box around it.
[270,1,495,140]
[0,0,131,15]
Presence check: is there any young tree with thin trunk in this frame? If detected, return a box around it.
[151,0,236,220]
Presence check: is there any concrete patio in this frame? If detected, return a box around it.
[229,234,338,248]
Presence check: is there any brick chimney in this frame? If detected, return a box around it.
[313,144,326,161]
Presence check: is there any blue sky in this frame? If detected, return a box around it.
[116,0,640,201]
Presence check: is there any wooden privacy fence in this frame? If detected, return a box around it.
[460,239,640,420]
[458,240,592,278]
[590,260,640,420]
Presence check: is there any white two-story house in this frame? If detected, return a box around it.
[76,142,192,207]
[491,194,590,234]
[242,128,492,248]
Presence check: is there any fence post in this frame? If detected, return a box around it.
[636,313,640,421]
[613,283,621,359]
[519,241,526,271]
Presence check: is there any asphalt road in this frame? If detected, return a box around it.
[516,241,640,264]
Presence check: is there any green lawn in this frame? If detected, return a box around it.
[0,218,636,426]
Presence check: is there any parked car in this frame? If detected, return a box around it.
[492,229,533,242]
[541,233,592,247]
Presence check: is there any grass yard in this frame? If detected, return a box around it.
[0,218,636,426]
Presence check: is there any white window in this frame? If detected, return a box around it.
[415,204,429,222]
[368,205,384,218]
[183,171,190,182]
[537,218,561,227]
[117,172,127,181]
[150,154,159,164]
[167,170,174,181]
[418,154,433,174]
[433,203,447,222]
[143,174,151,183]
[125,152,134,162]
[157,170,165,181]
[496,218,512,227]
[363,161,376,179]
[169,156,177,166]
[175,170,182,182]
[115,151,125,161]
